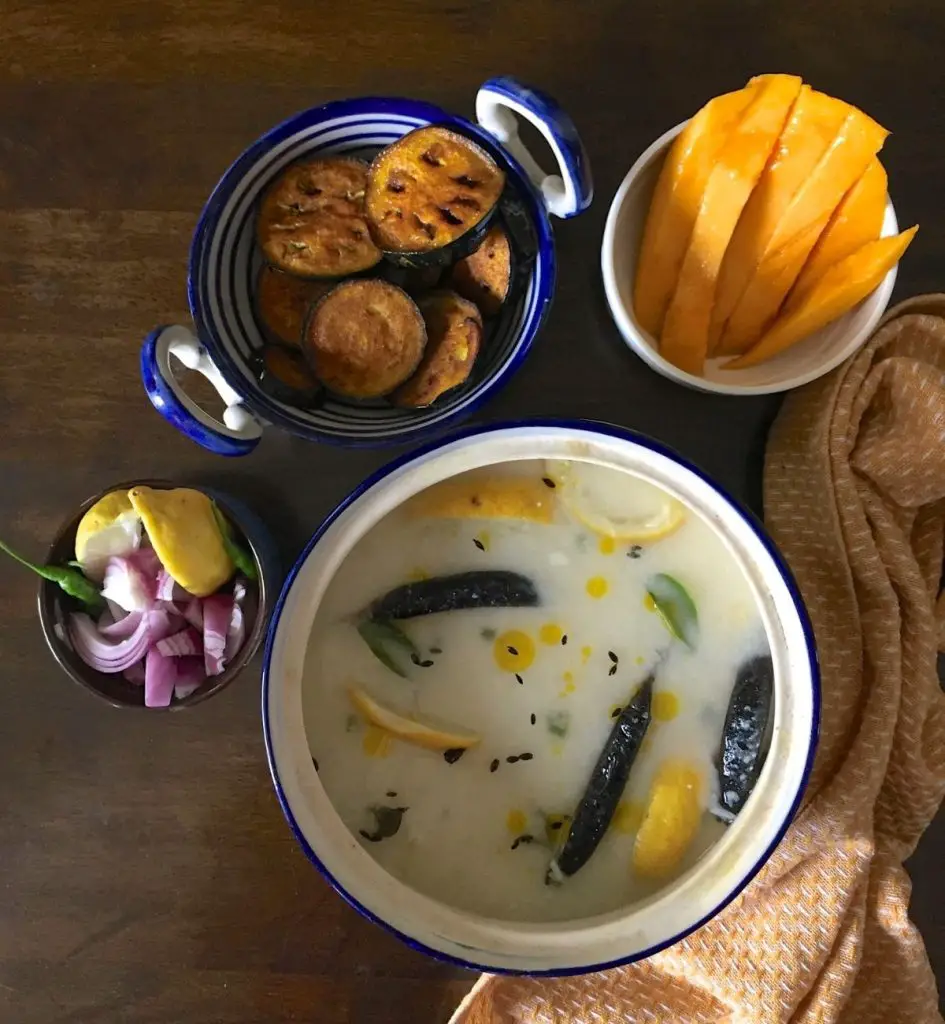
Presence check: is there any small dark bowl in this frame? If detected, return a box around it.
[38,480,280,710]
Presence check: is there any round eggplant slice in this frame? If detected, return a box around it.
[257,344,322,405]
[304,279,426,399]
[257,158,382,278]
[450,224,512,316]
[366,126,506,259]
[255,265,335,347]
[394,290,482,408]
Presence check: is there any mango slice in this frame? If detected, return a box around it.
[633,85,757,338]
[713,96,888,355]
[632,759,703,879]
[790,157,887,300]
[660,74,803,375]
[127,486,234,597]
[725,226,918,369]
[407,474,554,523]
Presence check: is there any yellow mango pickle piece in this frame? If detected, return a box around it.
[127,486,234,597]
[660,74,803,375]
[633,84,757,337]
[726,226,918,369]
[633,759,703,879]
[789,157,887,304]
[715,96,888,355]
[407,473,554,523]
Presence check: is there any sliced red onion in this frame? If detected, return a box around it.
[69,612,151,673]
[144,647,176,708]
[146,608,181,644]
[154,570,181,602]
[100,555,155,613]
[99,609,144,640]
[105,598,127,622]
[124,661,146,685]
[224,602,245,662]
[129,545,161,579]
[156,627,202,658]
[173,656,206,700]
[182,597,204,631]
[203,594,233,676]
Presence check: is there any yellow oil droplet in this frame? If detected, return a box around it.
[494,630,536,673]
[565,682,576,694]
[476,530,491,552]
[362,726,392,758]
[635,655,645,666]
[643,592,656,612]
[598,535,616,555]
[406,567,430,582]
[539,623,564,645]
[652,690,680,722]
[506,809,527,833]
[586,576,609,599]
[580,645,592,664]
[612,799,645,835]
[551,740,565,757]
[558,670,576,698]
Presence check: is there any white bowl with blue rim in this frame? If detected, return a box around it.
[262,420,819,974]
[140,78,592,456]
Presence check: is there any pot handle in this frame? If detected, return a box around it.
[140,325,264,457]
[475,76,593,220]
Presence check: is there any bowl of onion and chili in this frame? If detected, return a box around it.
[139,77,592,454]
[36,480,279,709]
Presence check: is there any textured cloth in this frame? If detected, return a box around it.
[452,295,945,1024]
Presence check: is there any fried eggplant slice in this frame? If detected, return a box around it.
[303,279,426,398]
[367,570,539,621]
[257,158,382,278]
[450,224,512,316]
[257,343,322,405]
[366,126,505,258]
[255,265,334,347]
[394,291,482,408]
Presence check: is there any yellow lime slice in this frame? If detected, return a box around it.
[632,759,703,879]
[127,486,233,597]
[407,472,554,523]
[75,490,142,580]
[347,685,480,752]
[546,460,686,541]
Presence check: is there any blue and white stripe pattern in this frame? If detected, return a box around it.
[188,96,557,446]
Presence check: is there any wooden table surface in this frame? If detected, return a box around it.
[1,2,942,1020]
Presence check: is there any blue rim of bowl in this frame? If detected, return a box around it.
[188,97,557,448]
[261,418,821,974]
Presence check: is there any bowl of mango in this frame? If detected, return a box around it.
[602,73,918,394]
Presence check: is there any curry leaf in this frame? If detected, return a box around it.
[357,619,420,678]
[646,573,699,649]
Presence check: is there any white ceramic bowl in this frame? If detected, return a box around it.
[601,122,899,396]
[263,421,819,973]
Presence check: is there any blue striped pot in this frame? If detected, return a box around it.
[141,78,593,455]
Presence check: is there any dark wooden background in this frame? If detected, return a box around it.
[1,2,942,1020]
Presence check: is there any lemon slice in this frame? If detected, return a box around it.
[127,486,233,597]
[632,759,703,879]
[347,685,480,752]
[407,472,554,523]
[546,460,685,541]
[75,490,142,580]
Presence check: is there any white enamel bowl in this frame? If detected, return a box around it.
[601,122,899,396]
[262,421,819,974]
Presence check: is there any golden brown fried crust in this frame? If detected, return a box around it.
[366,127,505,253]
[450,225,511,316]
[304,279,427,399]
[257,158,382,278]
[255,266,334,346]
[261,344,320,394]
[394,291,483,408]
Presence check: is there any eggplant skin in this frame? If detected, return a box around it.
[257,344,322,406]
[366,126,506,257]
[394,291,483,408]
[548,674,655,883]
[255,266,334,347]
[717,654,774,817]
[257,158,382,279]
[367,570,539,621]
[303,279,426,399]
[450,225,512,316]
